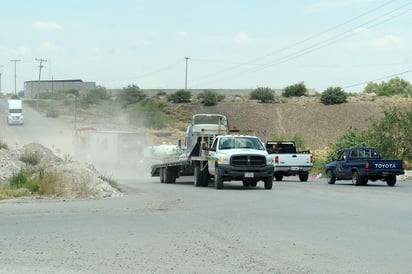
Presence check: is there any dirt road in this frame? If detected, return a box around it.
[1,176,412,274]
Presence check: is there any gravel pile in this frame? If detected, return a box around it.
[0,143,121,199]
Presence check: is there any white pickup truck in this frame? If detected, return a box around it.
[266,141,313,182]
[208,135,274,189]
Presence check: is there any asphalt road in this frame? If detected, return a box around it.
[1,99,411,273]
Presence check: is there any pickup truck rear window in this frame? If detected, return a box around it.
[349,148,380,159]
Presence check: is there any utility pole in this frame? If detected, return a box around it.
[10,59,21,95]
[184,56,190,90]
[36,58,47,81]
[35,58,47,109]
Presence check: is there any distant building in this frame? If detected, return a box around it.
[24,79,96,98]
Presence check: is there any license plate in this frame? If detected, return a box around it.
[245,172,254,178]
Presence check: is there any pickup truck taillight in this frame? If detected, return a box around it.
[402,162,405,170]
[365,162,369,170]
[310,155,314,163]
[275,156,279,164]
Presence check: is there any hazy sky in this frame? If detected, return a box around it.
[1,0,411,93]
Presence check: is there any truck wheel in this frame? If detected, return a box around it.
[165,167,176,184]
[386,175,396,186]
[326,170,336,184]
[250,180,258,187]
[352,171,362,186]
[274,173,283,181]
[264,176,273,189]
[201,168,210,187]
[299,172,309,182]
[160,167,165,183]
[215,167,224,189]
[194,165,202,187]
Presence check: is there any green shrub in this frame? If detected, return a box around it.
[9,169,39,192]
[282,82,307,97]
[364,77,412,96]
[128,98,169,129]
[168,90,192,103]
[119,85,146,106]
[320,87,347,105]
[250,87,274,103]
[197,90,224,106]
[0,141,8,150]
[79,86,110,107]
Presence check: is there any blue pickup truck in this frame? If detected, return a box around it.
[325,147,405,186]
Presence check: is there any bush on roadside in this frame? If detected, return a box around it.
[9,169,39,193]
[128,98,169,129]
[0,141,8,150]
[282,82,307,97]
[320,87,347,105]
[197,90,224,106]
[250,87,274,103]
[168,89,192,103]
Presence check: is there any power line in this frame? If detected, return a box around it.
[342,68,412,89]
[189,1,412,88]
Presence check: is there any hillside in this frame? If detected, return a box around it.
[159,95,411,153]
[30,94,411,157]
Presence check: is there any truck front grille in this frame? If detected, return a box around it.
[231,155,266,167]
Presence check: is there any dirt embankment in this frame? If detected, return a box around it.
[0,143,121,199]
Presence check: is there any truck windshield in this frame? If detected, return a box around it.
[219,137,264,150]
[9,109,22,114]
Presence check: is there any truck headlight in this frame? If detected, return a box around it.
[266,157,274,165]
[218,157,229,164]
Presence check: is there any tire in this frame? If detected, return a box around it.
[264,176,273,190]
[160,167,165,183]
[386,175,396,186]
[165,167,176,184]
[201,168,210,187]
[352,171,362,186]
[274,173,283,181]
[215,167,224,189]
[194,165,202,187]
[326,170,336,184]
[250,181,257,187]
[299,172,309,182]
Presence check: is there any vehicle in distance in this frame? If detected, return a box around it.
[266,141,313,182]
[325,147,405,186]
[7,99,24,125]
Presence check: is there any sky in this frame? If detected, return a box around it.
[1,0,412,94]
